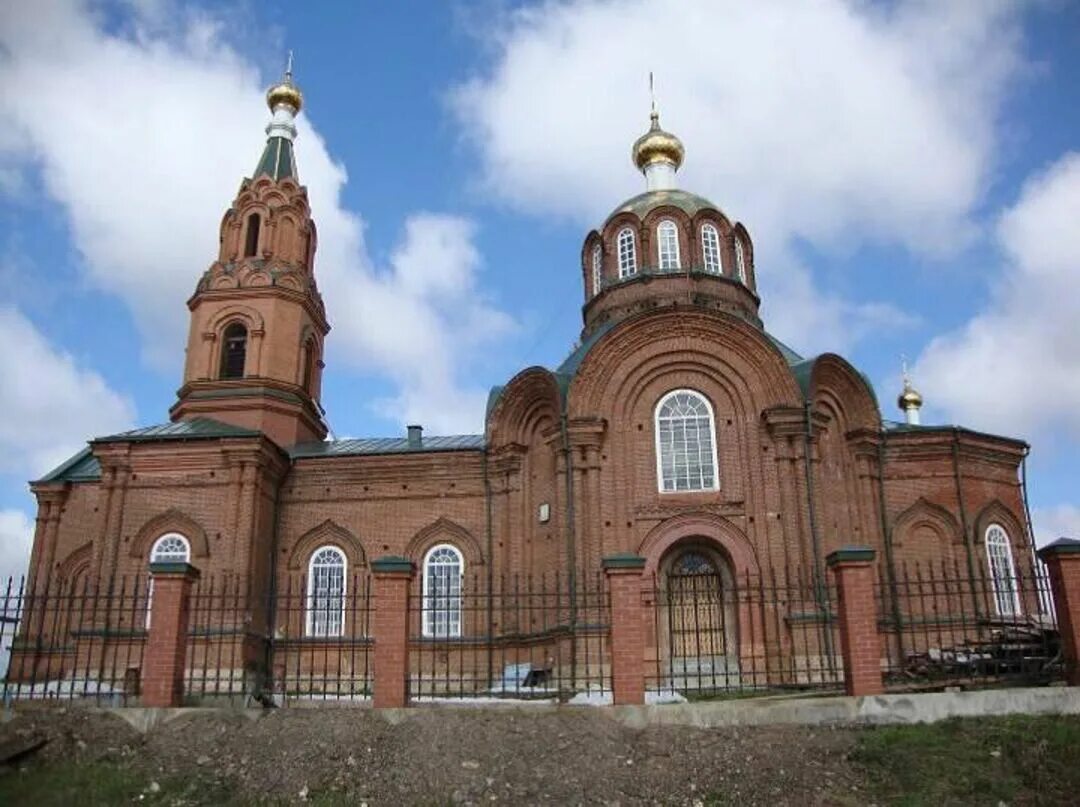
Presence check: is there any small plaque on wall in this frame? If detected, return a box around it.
[538,503,551,523]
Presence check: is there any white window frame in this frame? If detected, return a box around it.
[422,543,464,638]
[985,524,1021,617]
[146,533,191,629]
[654,389,720,493]
[733,237,747,282]
[591,243,603,297]
[306,545,347,638]
[617,227,637,278]
[657,219,680,270]
[701,223,721,274]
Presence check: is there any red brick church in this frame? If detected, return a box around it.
[26,66,1038,656]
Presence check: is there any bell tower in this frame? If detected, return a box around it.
[170,61,329,447]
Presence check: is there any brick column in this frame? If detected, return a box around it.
[826,547,883,697]
[1038,538,1080,685]
[603,554,646,706]
[371,556,414,709]
[143,562,200,707]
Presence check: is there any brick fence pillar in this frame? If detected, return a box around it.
[143,562,200,707]
[825,547,883,697]
[1038,538,1080,685]
[371,556,414,708]
[603,554,647,705]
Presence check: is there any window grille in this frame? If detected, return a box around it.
[985,525,1021,616]
[147,533,191,628]
[423,544,463,638]
[701,224,721,274]
[734,237,746,282]
[655,390,719,492]
[617,228,637,278]
[591,243,603,296]
[658,220,680,270]
[307,546,347,637]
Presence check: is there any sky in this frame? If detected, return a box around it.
[0,0,1078,581]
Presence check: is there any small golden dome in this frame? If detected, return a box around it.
[897,385,923,410]
[632,111,685,172]
[266,76,303,113]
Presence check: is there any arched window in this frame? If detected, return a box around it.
[302,338,317,393]
[701,224,721,274]
[985,525,1020,616]
[655,390,719,493]
[244,213,261,257]
[617,227,637,278]
[306,546,347,637]
[591,243,603,297]
[733,237,746,282]
[657,220,680,270]
[220,322,248,379]
[146,533,191,628]
[422,544,463,638]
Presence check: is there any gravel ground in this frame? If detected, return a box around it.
[1,704,868,805]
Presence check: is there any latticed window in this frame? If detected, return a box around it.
[701,224,721,274]
[733,237,746,282]
[307,546,346,637]
[592,243,603,297]
[147,533,191,628]
[985,525,1020,616]
[423,544,463,638]
[657,220,680,270]
[655,390,719,492]
[617,228,637,278]
[220,322,247,379]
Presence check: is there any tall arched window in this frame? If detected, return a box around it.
[422,544,463,638]
[591,243,603,297]
[302,338,317,393]
[655,390,719,493]
[617,227,637,278]
[701,224,721,274]
[220,322,248,379]
[146,533,191,628]
[244,213,261,257]
[985,525,1020,616]
[733,237,746,282]
[306,546,347,637]
[657,220,680,270]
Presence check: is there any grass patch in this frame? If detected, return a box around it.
[0,761,235,806]
[850,715,1080,806]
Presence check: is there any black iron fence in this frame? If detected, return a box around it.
[407,572,611,702]
[877,559,1061,691]
[645,567,844,698]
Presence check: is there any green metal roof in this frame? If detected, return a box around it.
[37,447,102,483]
[291,435,485,459]
[606,189,723,222]
[254,136,296,181]
[94,418,262,444]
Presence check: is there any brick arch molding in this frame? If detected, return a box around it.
[406,517,484,569]
[287,520,366,571]
[130,509,210,561]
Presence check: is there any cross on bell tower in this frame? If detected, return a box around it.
[170,58,330,447]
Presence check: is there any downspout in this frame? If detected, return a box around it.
[1019,446,1044,614]
[802,402,825,591]
[560,409,579,693]
[876,430,904,661]
[262,457,286,704]
[482,449,495,688]
[951,428,980,616]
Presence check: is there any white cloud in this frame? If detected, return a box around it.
[1032,504,1080,548]
[0,307,136,478]
[0,0,513,432]
[0,509,33,583]
[450,0,1027,353]
[916,152,1080,439]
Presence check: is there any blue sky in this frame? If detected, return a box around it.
[1,0,1078,578]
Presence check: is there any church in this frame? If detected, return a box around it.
[26,65,1037,649]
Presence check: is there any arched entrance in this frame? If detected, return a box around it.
[659,543,740,691]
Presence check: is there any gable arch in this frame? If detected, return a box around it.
[406,517,485,568]
[808,354,881,432]
[892,498,962,554]
[973,500,1029,548]
[287,520,366,571]
[486,366,562,447]
[637,511,761,579]
[130,509,210,560]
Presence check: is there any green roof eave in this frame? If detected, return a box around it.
[35,446,102,484]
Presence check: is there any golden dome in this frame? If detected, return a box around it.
[266,76,303,113]
[632,111,685,172]
[897,384,923,411]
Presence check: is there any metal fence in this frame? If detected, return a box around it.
[645,567,844,698]
[407,572,611,702]
[877,559,1061,691]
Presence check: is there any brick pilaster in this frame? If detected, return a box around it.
[143,562,200,707]
[603,554,646,705]
[1038,538,1080,685]
[371,556,414,708]
[826,547,883,697]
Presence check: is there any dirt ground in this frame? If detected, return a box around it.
[1,705,1077,805]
